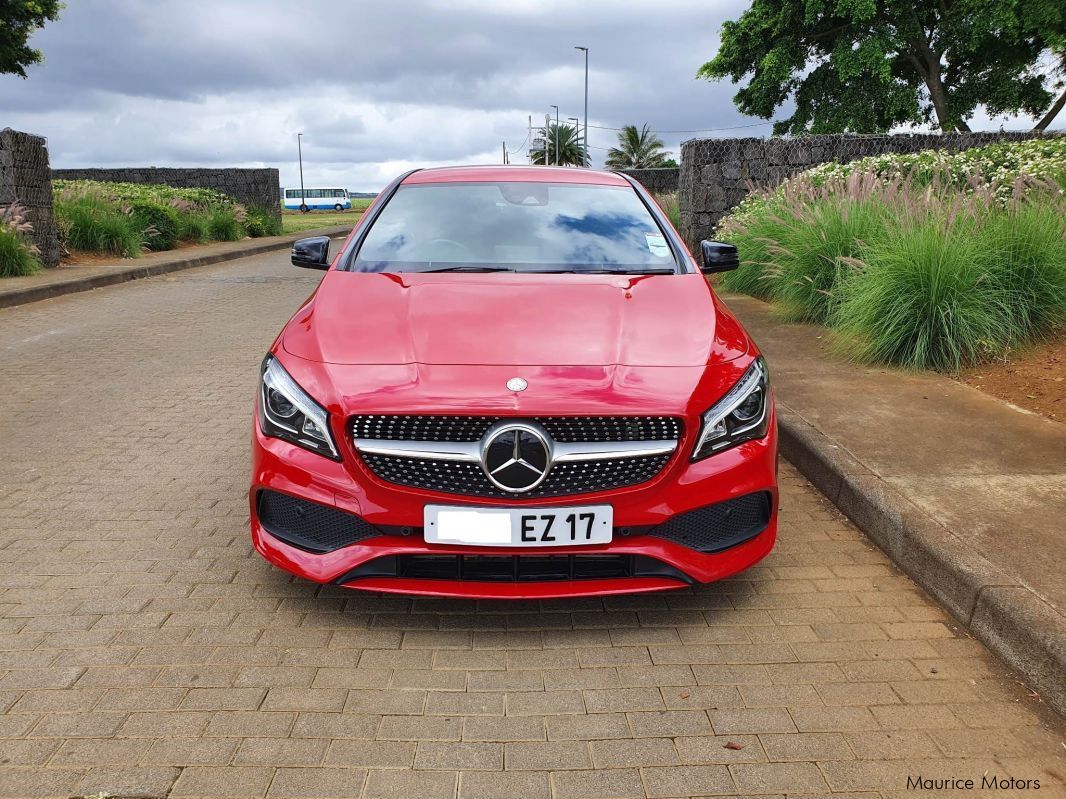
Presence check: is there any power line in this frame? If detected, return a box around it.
[586,120,777,134]
[505,115,778,164]
[506,128,532,162]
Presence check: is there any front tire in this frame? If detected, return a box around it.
[299,204,309,213]
[334,203,343,211]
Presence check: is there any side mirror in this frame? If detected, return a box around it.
[699,240,740,274]
[291,236,331,270]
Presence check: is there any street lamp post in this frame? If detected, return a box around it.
[543,114,550,165]
[574,46,588,167]
[549,105,559,166]
[567,117,580,165]
[297,133,306,212]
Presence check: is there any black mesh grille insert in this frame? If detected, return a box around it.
[351,415,682,443]
[649,492,772,553]
[258,490,381,554]
[360,453,672,498]
[338,554,692,584]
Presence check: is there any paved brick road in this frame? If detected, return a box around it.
[1,252,1063,798]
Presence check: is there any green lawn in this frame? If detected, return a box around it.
[281,198,373,234]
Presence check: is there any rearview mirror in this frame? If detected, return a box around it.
[291,236,331,270]
[699,240,740,274]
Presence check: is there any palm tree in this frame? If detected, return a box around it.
[530,123,585,167]
[605,124,671,169]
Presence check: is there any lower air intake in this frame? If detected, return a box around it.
[649,491,772,553]
[258,490,381,554]
[337,554,692,585]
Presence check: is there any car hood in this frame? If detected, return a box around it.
[282,271,750,367]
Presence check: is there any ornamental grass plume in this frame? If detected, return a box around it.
[0,203,42,277]
[715,143,1066,371]
[52,179,252,255]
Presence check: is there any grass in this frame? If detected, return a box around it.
[245,206,283,238]
[763,194,888,325]
[985,200,1066,333]
[0,229,40,277]
[52,180,289,258]
[651,192,680,230]
[128,201,179,251]
[712,210,782,300]
[716,140,1066,372]
[49,178,369,259]
[53,179,237,211]
[0,204,42,277]
[282,206,367,234]
[176,212,211,244]
[56,193,142,258]
[207,207,246,242]
[832,211,1017,370]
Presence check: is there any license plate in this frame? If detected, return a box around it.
[424,504,613,547]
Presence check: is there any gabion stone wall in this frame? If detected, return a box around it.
[52,167,281,220]
[0,128,60,267]
[618,168,680,193]
[679,131,1052,250]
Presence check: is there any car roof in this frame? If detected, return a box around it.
[401,165,631,186]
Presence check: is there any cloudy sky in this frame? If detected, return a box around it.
[2,0,1041,192]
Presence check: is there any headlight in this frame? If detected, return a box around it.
[692,356,770,460]
[259,355,339,460]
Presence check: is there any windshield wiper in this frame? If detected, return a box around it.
[530,267,677,275]
[413,265,517,273]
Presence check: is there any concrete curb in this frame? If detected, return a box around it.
[0,225,353,310]
[777,406,1066,716]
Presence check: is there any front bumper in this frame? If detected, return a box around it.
[250,406,778,599]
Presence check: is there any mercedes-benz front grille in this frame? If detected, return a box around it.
[351,415,682,498]
[351,415,681,443]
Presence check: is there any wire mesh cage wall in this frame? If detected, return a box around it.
[678,131,1053,252]
[0,128,61,267]
[618,168,679,194]
[52,167,282,221]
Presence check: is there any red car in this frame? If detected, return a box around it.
[250,166,777,598]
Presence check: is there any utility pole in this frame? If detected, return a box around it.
[549,105,559,166]
[575,46,588,167]
[527,115,532,164]
[544,114,551,165]
[297,132,306,211]
[502,141,507,164]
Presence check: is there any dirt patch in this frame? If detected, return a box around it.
[59,240,209,267]
[956,334,1066,423]
[60,250,132,267]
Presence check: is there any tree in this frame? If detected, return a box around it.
[605,124,671,169]
[1035,49,1066,131]
[530,123,585,167]
[1,0,63,78]
[698,0,1066,134]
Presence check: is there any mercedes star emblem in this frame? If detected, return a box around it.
[480,422,551,493]
[506,377,528,392]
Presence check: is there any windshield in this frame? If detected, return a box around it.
[351,181,677,274]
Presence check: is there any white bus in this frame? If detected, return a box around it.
[282,187,352,212]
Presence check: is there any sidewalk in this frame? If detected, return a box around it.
[724,293,1066,715]
[0,225,353,309]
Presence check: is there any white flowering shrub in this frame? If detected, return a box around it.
[52,180,238,211]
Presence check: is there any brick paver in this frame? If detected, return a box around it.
[1,252,1063,798]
